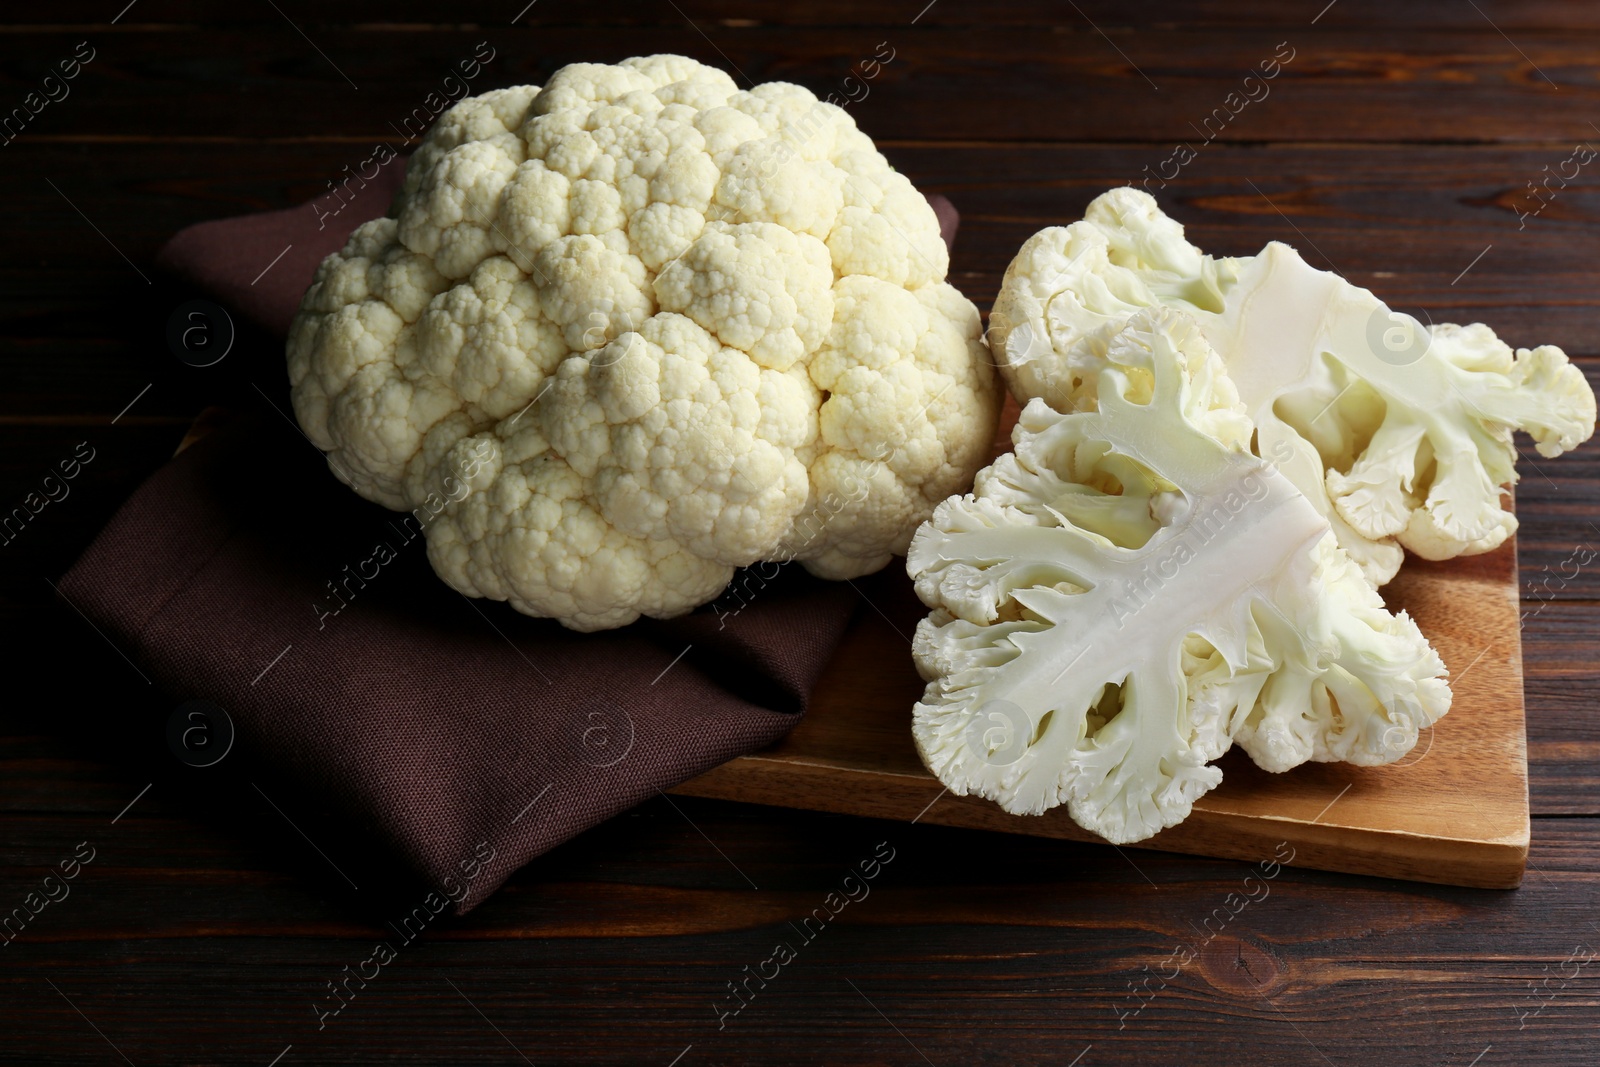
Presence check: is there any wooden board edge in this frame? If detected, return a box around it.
[669,757,1530,890]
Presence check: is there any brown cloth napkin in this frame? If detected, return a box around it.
[62,155,959,914]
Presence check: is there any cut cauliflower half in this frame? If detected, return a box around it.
[909,308,1450,844]
[990,187,1596,584]
[288,55,1000,631]
[1219,244,1595,564]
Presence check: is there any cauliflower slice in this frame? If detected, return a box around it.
[909,308,1450,844]
[1216,244,1596,562]
[991,188,1596,583]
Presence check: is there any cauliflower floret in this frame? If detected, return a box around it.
[653,221,834,371]
[991,187,1596,584]
[792,276,996,578]
[289,55,1001,630]
[909,308,1450,844]
[399,85,542,202]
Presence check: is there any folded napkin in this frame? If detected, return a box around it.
[62,155,959,913]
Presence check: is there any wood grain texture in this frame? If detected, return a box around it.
[7,0,1600,27]
[9,26,1600,144]
[5,2,1600,1063]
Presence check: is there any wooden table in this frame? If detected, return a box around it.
[4,2,1599,1063]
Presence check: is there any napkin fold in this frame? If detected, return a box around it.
[62,155,959,913]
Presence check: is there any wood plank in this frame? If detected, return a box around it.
[8,0,1600,29]
[1524,600,1600,812]
[0,772,1597,1064]
[7,26,1600,143]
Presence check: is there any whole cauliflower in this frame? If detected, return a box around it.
[288,55,1000,630]
[910,308,1450,844]
[990,187,1595,584]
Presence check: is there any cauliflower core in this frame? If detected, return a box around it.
[909,309,1450,844]
[990,188,1596,585]
[288,55,1000,630]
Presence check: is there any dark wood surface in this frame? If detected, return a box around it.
[4,2,1600,1063]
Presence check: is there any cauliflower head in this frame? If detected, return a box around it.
[287,55,1000,630]
[990,187,1595,583]
[909,308,1450,844]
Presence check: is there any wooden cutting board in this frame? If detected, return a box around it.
[670,398,1530,890]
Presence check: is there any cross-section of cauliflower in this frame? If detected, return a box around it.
[287,55,1000,630]
[989,187,1595,585]
[909,308,1450,844]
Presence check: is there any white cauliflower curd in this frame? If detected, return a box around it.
[287,55,1000,630]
